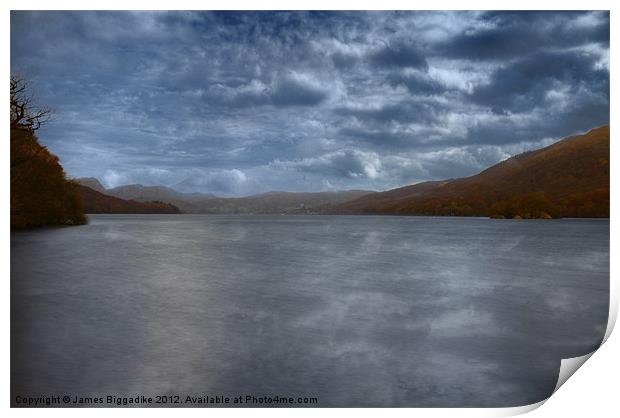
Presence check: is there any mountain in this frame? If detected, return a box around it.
[328,125,609,218]
[75,178,374,214]
[104,184,215,202]
[183,190,375,214]
[75,177,107,193]
[78,186,180,214]
[74,125,608,218]
[11,128,86,228]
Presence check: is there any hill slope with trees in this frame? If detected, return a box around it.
[10,76,86,229]
[78,186,180,214]
[328,125,609,218]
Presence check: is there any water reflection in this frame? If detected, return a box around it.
[11,215,609,407]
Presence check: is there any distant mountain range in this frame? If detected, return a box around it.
[76,125,609,218]
[108,183,216,202]
[177,190,375,214]
[76,178,373,214]
[326,125,609,218]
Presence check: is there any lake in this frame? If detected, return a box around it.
[11,215,609,407]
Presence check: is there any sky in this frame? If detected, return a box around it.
[11,11,609,196]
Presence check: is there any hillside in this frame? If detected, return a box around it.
[11,128,87,228]
[185,190,375,214]
[79,186,181,214]
[328,125,609,218]
[105,184,215,202]
[74,179,374,214]
[75,177,107,193]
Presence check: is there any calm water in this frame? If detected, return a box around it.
[11,215,609,407]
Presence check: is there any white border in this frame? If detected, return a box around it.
[3,1,617,417]
[3,1,618,11]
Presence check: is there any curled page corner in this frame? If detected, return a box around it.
[493,344,605,416]
[553,351,596,394]
[493,399,547,417]
[603,288,618,344]
[489,351,596,417]
[550,304,615,396]
[544,289,620,398]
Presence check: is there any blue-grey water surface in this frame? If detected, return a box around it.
[11,215,609,407]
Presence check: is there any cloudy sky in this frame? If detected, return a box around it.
[11,11,609,196]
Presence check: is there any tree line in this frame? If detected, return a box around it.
[11,76,86,228]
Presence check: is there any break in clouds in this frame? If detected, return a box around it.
[10,11,609,196]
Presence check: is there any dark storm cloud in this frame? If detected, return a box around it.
[331,51,358,70]
[10,11,609,195]
[438,11,610,60]
[368,42,429,70]
[472,52,609,113]
[386,71,447,96]
[270,77,329,107]
[471,50,610,115]
[335,100,441,125]
[209,75,330,108]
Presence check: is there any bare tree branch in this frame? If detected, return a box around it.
[10,75,53,132]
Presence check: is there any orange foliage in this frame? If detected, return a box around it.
[11,128,87,228]
[331,125,610,219]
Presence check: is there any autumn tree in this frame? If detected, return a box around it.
[10,76,86,228]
